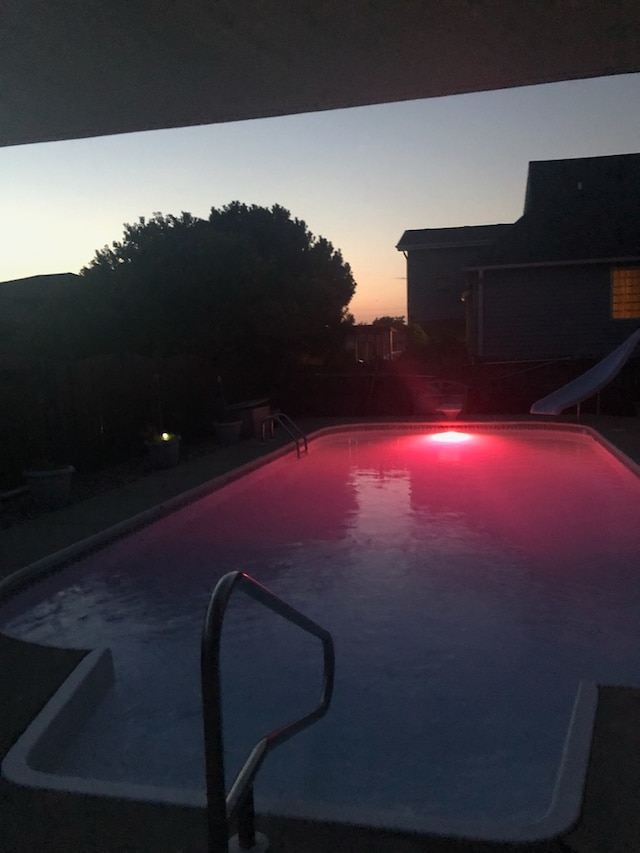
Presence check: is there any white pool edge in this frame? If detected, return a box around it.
[0,440,298,601]
[1,648,206,809]
[1,421,637,604]
[1,645,597,842]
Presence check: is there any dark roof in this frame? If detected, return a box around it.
[0,273,80,299]
[522,153,640,216]
[396,224,510,252]
[472,153,640,268]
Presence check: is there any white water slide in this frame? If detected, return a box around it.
[530,328,640,416]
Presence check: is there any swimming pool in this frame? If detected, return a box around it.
[2,424,640,840]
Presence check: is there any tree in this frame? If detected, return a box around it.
[371,315,406,328]
[80,204,356,393]
[407,322,429,355]
[81,211,208,356]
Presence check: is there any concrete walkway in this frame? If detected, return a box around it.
[1,416,640,852]
[1,430,297,578]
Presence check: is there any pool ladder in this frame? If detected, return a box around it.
[260,412,308,457]
[201,571,335,853]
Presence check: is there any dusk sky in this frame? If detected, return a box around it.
[2,72,639,323]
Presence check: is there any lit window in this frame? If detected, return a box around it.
[611,268,640,319]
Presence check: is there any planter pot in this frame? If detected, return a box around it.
[24,465,75,510]
[145,435,181,469]
[214,420,243,445]
[225,399,271,438]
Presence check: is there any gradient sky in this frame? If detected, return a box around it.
[2,73,640,322]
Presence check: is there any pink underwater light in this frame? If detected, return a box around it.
[429,430,473,444]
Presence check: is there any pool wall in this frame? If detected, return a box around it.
[1,648,207,808]
[1,645,597,841]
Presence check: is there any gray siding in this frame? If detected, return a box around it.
[474,264,640,361]
[407,245,488,335]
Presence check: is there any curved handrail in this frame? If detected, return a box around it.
[201,571,335,852]
[260,413,308,457]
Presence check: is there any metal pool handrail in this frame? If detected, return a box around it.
[260,412,308,457]
[201,570,335,853]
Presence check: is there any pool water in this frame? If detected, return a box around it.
[2,428,640,833]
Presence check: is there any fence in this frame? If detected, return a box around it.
[0,353,217,486]
[4,354,638,487]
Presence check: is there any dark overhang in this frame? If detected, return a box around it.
[397,225,511,252]
[2,1,640,148]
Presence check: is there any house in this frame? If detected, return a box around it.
[398,153,640,363]
[0,273,81,362]
[396,224,509,341]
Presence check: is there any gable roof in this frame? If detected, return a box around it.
[396,225,510,252]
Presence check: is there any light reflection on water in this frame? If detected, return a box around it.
[2,429,640,829]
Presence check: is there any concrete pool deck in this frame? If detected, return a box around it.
[1,415,640,852]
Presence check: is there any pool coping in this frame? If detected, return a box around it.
[1,644,598,842]
[0,437,299,601]
[0,419,637,843]
[1,648,209,809]
[3,419,638,606]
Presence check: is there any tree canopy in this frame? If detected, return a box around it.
[80,203,356,391]
[370,315,406,328]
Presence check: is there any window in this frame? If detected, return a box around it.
[611,268,640,319]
